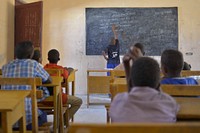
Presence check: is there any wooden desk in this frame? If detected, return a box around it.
[161,85,200,120]
[40,76,64,133]
[0,90,30,133]
[68,123,200,133]
[112,78,126,85]
[175,97,200,119]
[181,70,200,77]
[65,69,78,96]
[87,69,112,107]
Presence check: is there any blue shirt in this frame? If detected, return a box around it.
[161,77,198,85]
[1,59,50,127]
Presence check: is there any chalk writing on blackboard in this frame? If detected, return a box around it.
[86,7,178,56]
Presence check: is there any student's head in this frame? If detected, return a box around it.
[110,37,116,45]
[15,41,34,59]
[183,61,191,70]
[48,49,60,64]
[161,49,183,77]
[32,49,42,63]
[134,43,145,55]
[130,57,160,90]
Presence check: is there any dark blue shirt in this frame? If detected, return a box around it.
[105,39,120,64]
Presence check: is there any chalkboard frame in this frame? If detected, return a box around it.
[86,7,178,56]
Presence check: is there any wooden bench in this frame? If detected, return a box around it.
[68,123,200,133]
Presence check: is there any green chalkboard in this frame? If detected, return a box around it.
[86,7,178,56]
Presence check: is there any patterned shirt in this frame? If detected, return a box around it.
[1,59,50,127]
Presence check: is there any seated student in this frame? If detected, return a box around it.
[44,49,82,120]
[32,49,43,67]
[32,49,42,63]
[161,49,198,85]
[183,61,191,70]
[114,43,144,70]
[1,41,52,130]
[110,57,179,122]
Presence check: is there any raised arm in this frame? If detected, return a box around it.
[123,46,143,90]
[112,24,118,39]
[123,54,132,90]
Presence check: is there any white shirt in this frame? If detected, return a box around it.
[110,86,179,123]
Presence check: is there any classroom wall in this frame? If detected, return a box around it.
[24,0,200,94]
[0,0,14,67]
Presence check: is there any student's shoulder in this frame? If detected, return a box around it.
[185,77,199,84]
[112,92,128,103]
[55,64,65,69]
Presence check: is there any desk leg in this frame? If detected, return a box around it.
[105,106,110,123]
[72,81,75,96]
[18,101,26,133]
[59,92,64,133]
[66,82,69,95]
[1,112,12,133]
[53,86,58,133]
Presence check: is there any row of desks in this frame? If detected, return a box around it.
[0,69,78,132]
[0,77,63,133]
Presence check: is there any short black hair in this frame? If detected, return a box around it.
[48,49,60,63]
[134,43,145,55]
[32,49,41,62]
[161,49,183,75]
[15,41,34,59]
[130,57,160,89]
[183,61,191,70]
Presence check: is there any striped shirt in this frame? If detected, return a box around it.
[1,59,50,127]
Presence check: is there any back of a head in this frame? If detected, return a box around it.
[48,49,60,63]
[134,43,145,55]
[183,61,191,70]
[161,49,183,74]
[131,57,160,89]
[15,41,34,59]
[32,49,41,62]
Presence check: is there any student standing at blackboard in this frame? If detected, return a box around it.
[102,24,120,72]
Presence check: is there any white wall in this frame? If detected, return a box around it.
[23,0,200,94]
[0,0,14,67]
